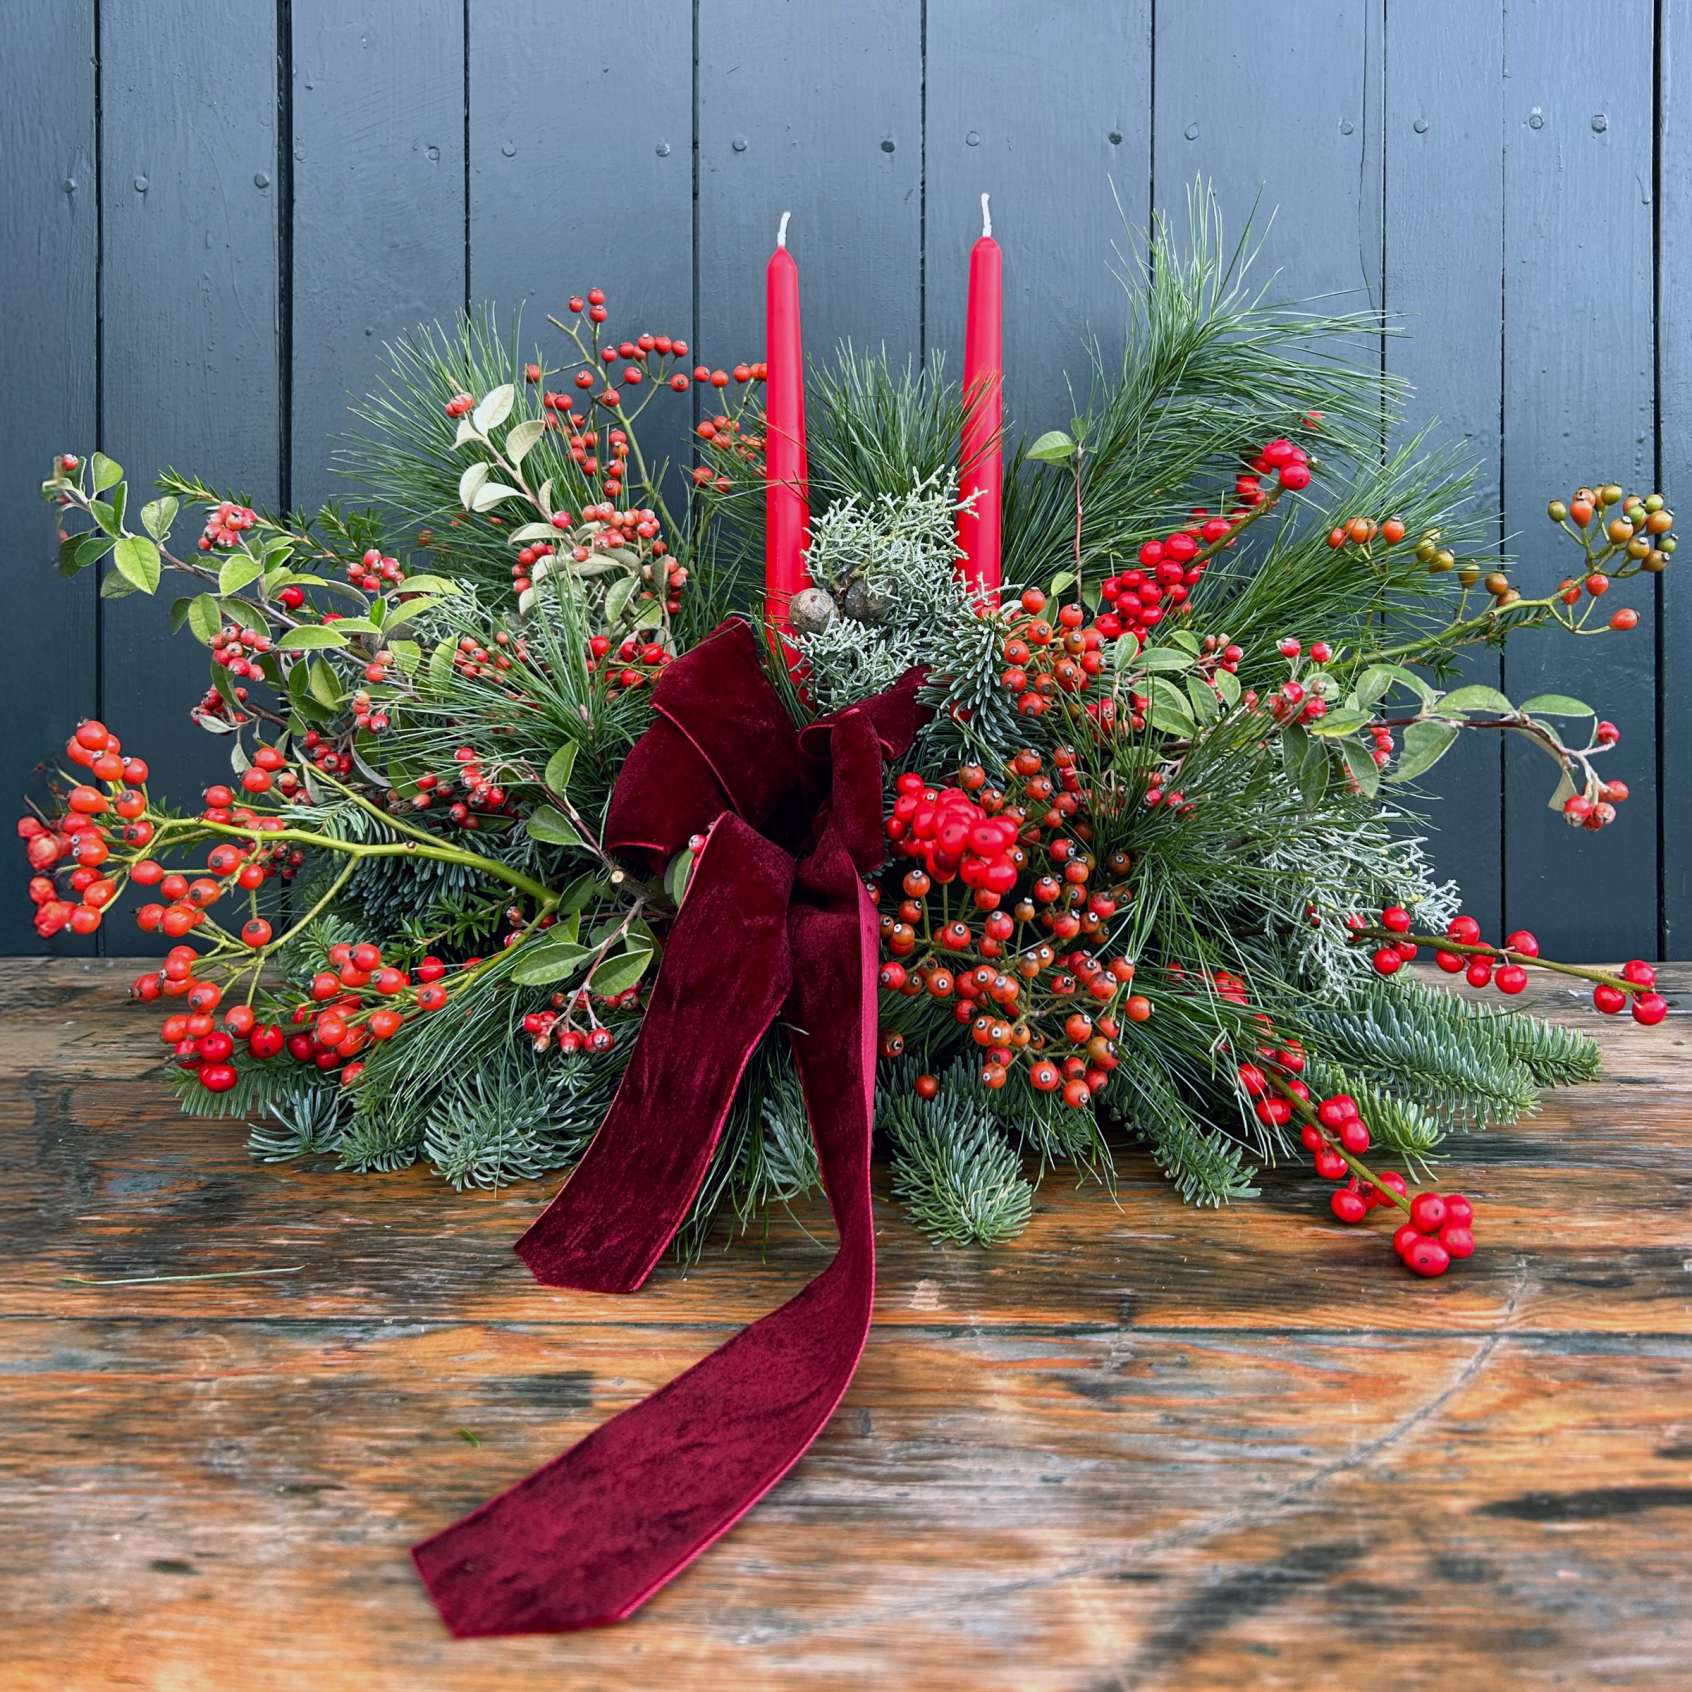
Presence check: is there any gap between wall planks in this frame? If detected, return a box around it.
[1,0,1683,957]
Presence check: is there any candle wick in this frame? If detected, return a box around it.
[777,210,792,249]
[980,192,992,239]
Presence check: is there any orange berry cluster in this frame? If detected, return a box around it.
[693,410,762,490]
[998,590,1108,718]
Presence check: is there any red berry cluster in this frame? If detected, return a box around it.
[1266,635,1339,728]
[520,977,642,1055]
[1561,772,1630,832]
[1365,905,1669,1025]
[1098,514,1231,640]
[514,501,684,622]
[346,546,406,594]
[878,750,1147,1108]
[207,620,276,685]
[147,941,466,1095]
[592,634,674,694]
[1242,1054,1477,1278]
[1325,514,1408,551]
[1591,959,1665,1021]
[198,501,257,551]
[20,720,152,937]
[998,589,1107,717]
[1388,1188,1477,1278]
[889,779,1021,898]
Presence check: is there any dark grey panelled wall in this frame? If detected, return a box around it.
[3,0,1689,958]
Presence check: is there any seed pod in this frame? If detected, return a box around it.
[841,575,892,625]
[788,586,839,636]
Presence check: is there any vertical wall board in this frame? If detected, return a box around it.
[468,0,694,509]
[1383,1,1506,939]
[1152,2,1383,323]
[98,1,282,832]
[925,2,1152,452]
[1662,0,1692,952]
[0,5,98,954]
[1500,4,1657,958]
[698,0,923,389]
[291,1,467,515]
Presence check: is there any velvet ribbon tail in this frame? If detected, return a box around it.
[411,779,883,1636]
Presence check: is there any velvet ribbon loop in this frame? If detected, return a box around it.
[412,619,925,1637]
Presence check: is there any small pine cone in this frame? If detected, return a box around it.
[841,576,892,625]
[788,586,838,636]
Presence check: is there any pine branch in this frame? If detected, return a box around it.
[1301,979,1544,1129]
[878,1069,1034,1247]
[1104,1058,1261,1206]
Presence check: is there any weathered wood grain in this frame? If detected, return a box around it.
[1,959,1689,1687]
[1383,3,1507,942]
[0,1,98,957]
[3,963,1689,1342]
[3,1325,1689,1689]
[290,0,467,514]
[1500,2,1659,958]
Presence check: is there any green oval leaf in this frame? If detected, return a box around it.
[1135,647,1197,672]
[111,534,161,593]
[427,639,456,693]
[1517,693,1593,718]
[663,846,696,907]
[543,742,578,793]
[1026,429,1075,464]
[1388,718,1459,782]
[509,936,593,987]
[1436,684,1514,716]
[307,656,342,708]
[278,625,350,651]
[187,592,223,645]
[1337,736,1382,799]
[218,555,265,595]
[591,945,654,997]
[390,574,465,596]
[1307,707,1373,737]
[140,495,178,541]
[526,805,582,847]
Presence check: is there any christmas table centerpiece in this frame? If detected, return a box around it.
[16,188,1671,1634]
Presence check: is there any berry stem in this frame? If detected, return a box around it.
[1354,926,1642,993]
[1264,1070,1413,1216]
[153,814,558,908]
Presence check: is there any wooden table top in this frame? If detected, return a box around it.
[3,958,1689,1690]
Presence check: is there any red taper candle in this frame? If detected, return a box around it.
[957,191,1003,603]
[764,210,810,644]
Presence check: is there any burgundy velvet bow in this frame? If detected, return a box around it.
[412,619,925,1636]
